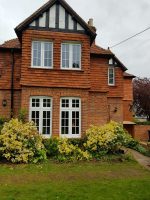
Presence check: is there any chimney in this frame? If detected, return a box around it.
[88,18,94,27]
[88,18,97,32]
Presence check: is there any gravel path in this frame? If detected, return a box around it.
[125,148,150,170]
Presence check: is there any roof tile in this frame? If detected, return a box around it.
[0,38,21,49]
[90,43,113,55]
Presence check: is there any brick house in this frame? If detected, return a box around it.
[0,0,135,138]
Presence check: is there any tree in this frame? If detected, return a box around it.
[133,77,150,121]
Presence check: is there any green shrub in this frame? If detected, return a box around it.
[84,121,129,158]
[0,119,47,163]
[69,138,86,148]
[18,108,27,122]
[57,138,91,162]
[43,138,59,158]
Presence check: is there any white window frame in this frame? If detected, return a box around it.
[60,97,81,138]
[31,41,53,69]
[61,43,81,70]
[29,96,52,138]
[108,66,115,86]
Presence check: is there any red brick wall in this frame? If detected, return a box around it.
[21,87,90,137]
[88,92,109,125]
[20,86,125,137]
[0,90,11,118]
[0,49,21,118]
[21,30,91,89]
[108,68,124,97]
[0,50,21,90]
[123,100,133,121]
[108,97,123,122]
[134,125,150,141]
[90,56,108,92]
[123,78,134,121]
[123,78,133,100]
[0,90,21,118]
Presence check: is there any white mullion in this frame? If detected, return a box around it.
[69,44,72,69]
[70,98,73,137]
[69,110,72,137]
[42,42,44,67]
[39,98,43,135]
[39,42,42,67]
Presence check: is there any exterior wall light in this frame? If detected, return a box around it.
[114,107,118,112]
[2,99,7,107]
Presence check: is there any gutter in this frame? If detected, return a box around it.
[10,48,15,118]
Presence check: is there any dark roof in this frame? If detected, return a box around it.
[90,44,127,71]
[0,38,21,49]
[113,56,127,71]
[91,44,113,55]
[123,72,136,78]
[15,0,96,43]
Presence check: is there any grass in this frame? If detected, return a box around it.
[0,160,150,200]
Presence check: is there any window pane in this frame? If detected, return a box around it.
[43,98,51,107]
[32,42,41,66]
[72,99,79,108]
[61,111,69,134]
[31,111,39,131]
[42,111,51,135]
[62,44,69,68]
[44,42,52,67]
[109,68,114,85]
[72,111,80,135]
[32,98,40,107]
[61,99,69,108]
[72,44,81,69]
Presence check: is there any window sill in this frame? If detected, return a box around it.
[60,135,81,139]
[29,67,84,72]
[108,84,116,87]
[30,66,53,69]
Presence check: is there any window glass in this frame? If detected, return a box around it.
[61,43,81,69]
[30,97,52,137]
[32,41,53,68]
[60,98,81,138]
[62,44,69,68]
[72,44,80,68]
[108,67,115,85]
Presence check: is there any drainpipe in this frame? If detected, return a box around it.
[10,48,14,118]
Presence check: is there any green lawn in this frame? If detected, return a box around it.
[0,160,150,200]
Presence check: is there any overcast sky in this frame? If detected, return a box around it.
[0,0,150,77]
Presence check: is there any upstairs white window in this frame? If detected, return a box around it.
[60,98,81,138]
[32,41,53,68]
[108,67,115,86]
[61,43,81,69]
[30,97,52,138]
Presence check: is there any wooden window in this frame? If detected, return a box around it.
[108,67,115,86]
[32,41,53,68]
[61,43,81,70]
[30,97,52,138]
[60,98,81,138]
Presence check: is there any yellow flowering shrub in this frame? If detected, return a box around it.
[57,138,91,162]
[0,119,46,163]
[84,121,129,157]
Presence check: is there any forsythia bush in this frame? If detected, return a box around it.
[84,121,129,157]
[0,119,46,163]
[57,138,91,162]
